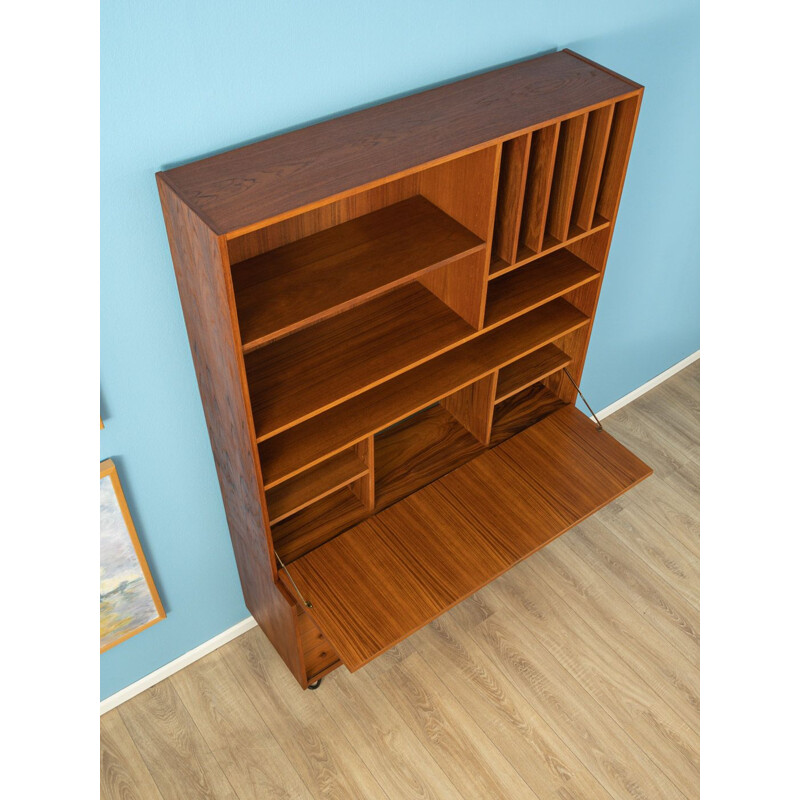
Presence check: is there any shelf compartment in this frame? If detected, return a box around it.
[375,382,566,511]
[246,280,476,441]
[233,195,485,351]
[490,215,610,277]
[518,123,560,256]
[266,447,370,524]
[495,344,571,404]
[492,133,531,265]
[484,249,599,328]
[572,104,614,231]
[259,297,590,488]
[279,404,652,670]
[546,114,588,242]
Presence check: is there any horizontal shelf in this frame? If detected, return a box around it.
[484,249,599,328]
[266,448,369,524]
[495,344,571,404]
[489,215,609,278]
[233,195,485,351]
[259,297,590,488]
[246,282,475,441]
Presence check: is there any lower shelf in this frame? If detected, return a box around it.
[279,404,652,671]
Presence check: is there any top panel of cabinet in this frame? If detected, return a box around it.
[157,50,641,235]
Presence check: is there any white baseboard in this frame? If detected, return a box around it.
[100,616,258,715]
[595,350,700,420]
[100,349,699,716]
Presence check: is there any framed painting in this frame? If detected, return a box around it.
[100,459,165,652]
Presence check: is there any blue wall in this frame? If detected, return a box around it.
[100,0,699,700]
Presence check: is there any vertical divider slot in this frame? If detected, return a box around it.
[519,122,561,256]
[350,436,375,511]
[546,113,588,243]
[492,133,532,268]
[572,105,614,230]
[596,96,641,222]
[440,372,498,447]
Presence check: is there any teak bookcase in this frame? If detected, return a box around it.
[157,50,652,688]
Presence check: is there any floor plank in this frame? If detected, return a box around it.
[528,539,700,733]
[469,611,686,800]
[484,564,699,796]
[370,652,539,799]
[101,709,163,800]
[223,628,390,800]
[314,665,462,800]
[171,649,313,800]
[410,611,617,800]
[116,681,238,800]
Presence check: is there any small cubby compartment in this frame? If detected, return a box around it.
[265,441,372,524]
[495,344,571,404]
[229,145,499,351]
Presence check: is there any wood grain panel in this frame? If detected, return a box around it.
[281,405,651,669]
[440,372,497,446]
[495,344,570,403]
[597,96,641,220]
[418,250,486,329]
[419,145,501,241]
[160,51,640,235]
[546,114,588,242]
[226,174,419,263]
[519,123,560,254]
[492,133,532,265]
[572,104,614,230]
[156,177,304,685]
[233,196,484,349]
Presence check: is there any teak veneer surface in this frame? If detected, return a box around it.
[259,298,590,487]
[495,344,571,402]
[158,51,640,235]
[233,195,484,350]
[280,405,652,670]
[485,248,599,327]
[246,281,476,440]
[266,448,369,524]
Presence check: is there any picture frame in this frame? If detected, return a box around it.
[100,459,165,652]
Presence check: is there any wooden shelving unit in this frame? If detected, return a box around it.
[157,49,651,688]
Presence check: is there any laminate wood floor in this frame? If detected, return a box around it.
[101,360,700,800]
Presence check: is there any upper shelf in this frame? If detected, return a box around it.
[157,51,642,235]
[233,196,484,350]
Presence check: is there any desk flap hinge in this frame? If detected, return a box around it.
[564,368,604,431]
[275,551,313,609]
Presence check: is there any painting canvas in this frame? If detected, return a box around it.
[100,459,165,652]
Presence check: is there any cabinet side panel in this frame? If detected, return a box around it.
[157,176,306,684]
